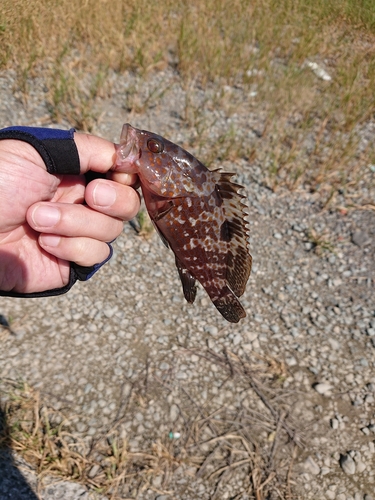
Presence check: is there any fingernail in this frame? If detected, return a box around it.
[93,183,116,207]
[32,206,61,227]
[39,234,61,247]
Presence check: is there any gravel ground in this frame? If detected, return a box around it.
[0,68,375,499]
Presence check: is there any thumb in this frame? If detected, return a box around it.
[74,133,117,174]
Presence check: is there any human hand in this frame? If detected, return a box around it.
[0,132,140,294]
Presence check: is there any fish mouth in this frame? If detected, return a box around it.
[114,123,140,172]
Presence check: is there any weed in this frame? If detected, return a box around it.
[129,209,155,238]
[306,227,335,255]
[0,346,300,498]
[136,209,155,238]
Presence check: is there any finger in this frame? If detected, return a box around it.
[85,179,140,219]
[107,171,140,189]
[27,203,124,242]
[74,133,117,174]
[38,234,111,267]
[50,175,86,203]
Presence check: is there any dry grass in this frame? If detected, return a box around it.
[1,0,375,194]
[129,209,155,238]
[0,348,300,499]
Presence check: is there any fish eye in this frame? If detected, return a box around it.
[147,138,164,154]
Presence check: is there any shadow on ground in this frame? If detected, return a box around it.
[0,405,38,500]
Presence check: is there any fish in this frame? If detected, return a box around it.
[115,123,252,323]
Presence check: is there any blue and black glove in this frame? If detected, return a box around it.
[0,126,113,298]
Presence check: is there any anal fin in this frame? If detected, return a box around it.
[175,256,197,304]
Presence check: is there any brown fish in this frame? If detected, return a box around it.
[115,124,252,323]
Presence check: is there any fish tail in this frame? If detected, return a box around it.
[212,286,246,323]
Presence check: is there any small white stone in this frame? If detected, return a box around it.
[305,60,332,81]
[314,383,333,395]
[328,338,340,350]
[320,466,331,475]
[331,418,339,430]
[355,459,366,473]
[246,331,258,342]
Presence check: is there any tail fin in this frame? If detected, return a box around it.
[213,286,246,323]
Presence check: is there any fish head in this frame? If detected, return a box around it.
[115,124,197,196]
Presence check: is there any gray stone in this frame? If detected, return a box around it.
[325,491,335,500]
[170,404,179,422]
[355,459,366,473]
[88,464,101,478]
[339,454,356,475]
[352,230,370,247]
[303,456,320,475]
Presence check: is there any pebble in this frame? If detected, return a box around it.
[88,464,101,478]
[352,230,370,247]
[170,404,179,422]
[204,325,218,335]
[331,418,339,430]
[355,459,366,473]
[303,456,320,475]
[339,454,356,475]
[320,466,331,475]
[325,491,335,500]
[270,324,280,334]
[314,383,333,395]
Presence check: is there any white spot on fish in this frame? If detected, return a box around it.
[189,217,197,227]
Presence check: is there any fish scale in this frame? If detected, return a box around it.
[115,124,252,323]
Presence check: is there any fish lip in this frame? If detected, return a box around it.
[115,123,140,170]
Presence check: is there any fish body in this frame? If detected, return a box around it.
[115,123,252,323]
